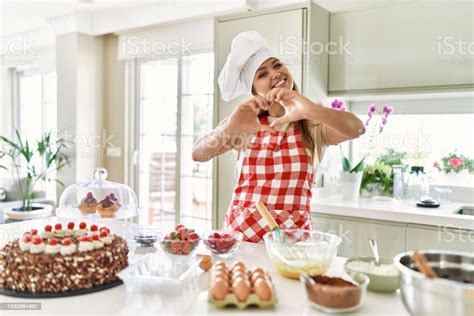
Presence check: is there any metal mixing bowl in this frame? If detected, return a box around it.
[394,250,474,315]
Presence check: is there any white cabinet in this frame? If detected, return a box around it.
[313,213,406,258]
[328,2,474,93]
[214,4,329,226]
[406,224,474,253]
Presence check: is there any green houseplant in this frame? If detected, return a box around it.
[0,130,70,212]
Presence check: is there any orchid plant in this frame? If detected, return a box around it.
[331,99,394,173]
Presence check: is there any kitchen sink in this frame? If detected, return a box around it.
[453,206,474,216]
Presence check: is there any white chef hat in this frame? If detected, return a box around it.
[218,31,274,102]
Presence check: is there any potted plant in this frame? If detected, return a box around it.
[360,149,408,197]
[0,130,70,221]
[331,100,394,200]
[433,151,473,186]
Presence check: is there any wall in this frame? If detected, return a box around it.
[103,34,126,183]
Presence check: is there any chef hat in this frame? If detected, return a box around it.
[218,31,274,102]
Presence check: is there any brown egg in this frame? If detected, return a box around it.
[211,278,229,300]
[232,260,246,271]
[212,271,230,283]
[215,261,228,269]
[251,271,267,285]
[254,278,272,301]
[199,255,213,271]
[214,265,229,275]
[232,277,250,302]
[251,267,265,275]
[231,270,248,283]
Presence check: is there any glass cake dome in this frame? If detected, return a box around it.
[57,167,138,220]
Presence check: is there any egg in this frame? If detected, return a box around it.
[211,278,229,300]
[214,265,229,275]
[199,255,213,271]
[232,277,250,302]
[251,271,267,285]
[212,271,229,283]
[231,270,248,283]
[215,261,228,269]
[254,278,272,301]
[232,260,246,271]
[251,267,265,275]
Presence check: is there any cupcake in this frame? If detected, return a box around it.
[78,192,98,215]
[108,193,122,208]
[97,195,119,218]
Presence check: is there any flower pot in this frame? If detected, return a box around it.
[340,171,363,200]
[437,170,473,187]
[3,203,53,223]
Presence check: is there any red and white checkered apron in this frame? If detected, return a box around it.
[224,114,315,243]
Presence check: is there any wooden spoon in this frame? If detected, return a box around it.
[413,251,438,279]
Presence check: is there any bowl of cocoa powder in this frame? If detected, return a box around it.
[300,272,369,313]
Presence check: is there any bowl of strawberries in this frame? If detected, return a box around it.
[160,224,200,256]
[203,230,243,258]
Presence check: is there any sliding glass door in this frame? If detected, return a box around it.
[137,53,214,231]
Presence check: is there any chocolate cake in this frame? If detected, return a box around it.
[0,222,128,293]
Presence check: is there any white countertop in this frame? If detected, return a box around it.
[0,218,408,316]
[311,195,474,231]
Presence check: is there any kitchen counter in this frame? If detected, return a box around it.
[312,195,474,231]
[0,218,408,316]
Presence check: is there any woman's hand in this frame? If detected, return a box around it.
[225,96,275,135]
[265,88,311,128]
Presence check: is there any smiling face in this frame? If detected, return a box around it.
[252,57,294,97]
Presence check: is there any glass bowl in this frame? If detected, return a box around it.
[263,229,341,279]
[128,224,162,246]
[202,230,243,258]
[159,225,201,256]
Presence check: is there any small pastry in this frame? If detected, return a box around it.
[97,195,119,218]
[78,192,98,215]
[41,225,54,239]
[108,193,121,208]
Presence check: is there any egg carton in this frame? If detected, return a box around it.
[208,282,278,309]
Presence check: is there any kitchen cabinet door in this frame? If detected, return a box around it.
[215,9,305,226]
[329,2,474,93]
[313,214,406,258]
[406,224,474,253]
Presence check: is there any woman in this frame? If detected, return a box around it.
[192,31,365,242]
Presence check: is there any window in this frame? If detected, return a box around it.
[137,53,214,230]
[18,71,57,198]
[353,113,474,184]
